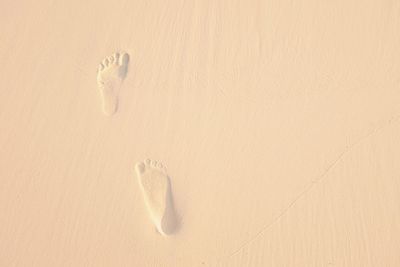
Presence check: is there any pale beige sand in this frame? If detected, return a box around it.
[0,0,400,266]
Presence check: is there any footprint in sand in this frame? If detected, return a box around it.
[97,52,129,116]
[135,159,178,236]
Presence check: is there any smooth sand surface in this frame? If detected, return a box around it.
[0,0,400,266]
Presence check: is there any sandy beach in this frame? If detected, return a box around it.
[1,0,400,266]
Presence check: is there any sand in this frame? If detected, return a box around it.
[0,0,399,266]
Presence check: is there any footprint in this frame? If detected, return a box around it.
[96,52,129,116]
[135,159,178,236]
